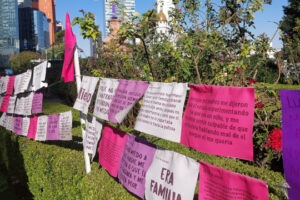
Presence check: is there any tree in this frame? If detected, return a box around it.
[9,51,41,73]
[280,0,300,38]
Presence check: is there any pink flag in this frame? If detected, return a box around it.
[0,95,10,112]
[98,124,127,177]
[6,76,15,95]
[180,85,254,161]
[61,12,76,83]
[199,162,268,200]
[27,116,38,140]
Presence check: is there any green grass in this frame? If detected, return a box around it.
[0,101,287,200]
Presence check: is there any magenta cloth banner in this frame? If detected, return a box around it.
[61,12,76,82]
[32,92,43,114]
[199,162,268,200]
[180,85,255,161]
[118,134,156,198]
[6,76,15,95]
[27,116,38,139]
[0,95,10,112]
[280,90,300,199]
[46,114,60,140]
[108,80,149,124]
[14,116,23,135]
[98,124,127,177]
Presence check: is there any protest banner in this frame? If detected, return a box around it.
[93,78,119,121]
[199,161,268,200]
[35,116,48,141]
[135,82,188,143]
[181,85,255,161]
[32,61,48,91]
[145,149,199,200]
[59,111,72,141]
[98,124,127,177]
[73,76,99,114]
[32,92,43,114]
[46,114,60,140]
[118,134,156,198]
[108,80,149,124]
[280,90,300,200]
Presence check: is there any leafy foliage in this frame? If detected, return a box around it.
[9,51,41,73]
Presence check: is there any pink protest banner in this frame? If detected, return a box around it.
[46,114,60,140]
[0,95,10,112]
[181,85,254,161]
[118,134,156,198]
[199,162,268,200]
[280,90,300,199]
[6,76,15,95]
[108,80,149,124]
[32,91,43,114]
[27,116,38,140]
[61,12,76,82]
[98,124,127,177]
[14,116,23,135]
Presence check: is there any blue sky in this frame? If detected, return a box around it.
[55,0,288,57]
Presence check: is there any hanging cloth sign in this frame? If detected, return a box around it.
[199,161,268,200]
[14,116,23,135]
[145,149,200,200]
[83,114,103,160]
[35,116,48,141]
[22,117,30,137]
[180,85,255,161]
[15,92,34,116]
[14,70,32,94]
[6,115,15,132]
[135,82,188,143]
[118,134,156,199]
[7,95,16,114]
[46,114,60,140]
[6,76,15,95]
[73,76,99,114]
[32,91,43,114]
[0,95,10,112]
[280,90,300,199]
[0,113,8,127]
[59,111,72,140]
[0,76,9,94]
[108,80,149,124]
[93,78,119,121]
[27,116,38,139]
[98,124,127,177]
[32,61,48,91]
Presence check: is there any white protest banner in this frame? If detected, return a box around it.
[145,149,200,200]
[6,115,14,131]
[59,111,72,140]
[14,70,32,94]
[0,76,9,94]
[0,113,7,127]
[73,76,99,114]
[0,95,3,108]
[0,77,4,93]
[135,82,188,143]
[83,114,103,160]
[7,95,16,114]
[93,78,119,120]
[32,61,48,91]
[35,116,48,141]
[22,117,30,137]
[15,92,34,116]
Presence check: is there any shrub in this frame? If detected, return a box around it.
[9,51,42,74]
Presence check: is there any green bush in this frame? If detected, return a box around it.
[9,51,42,74]
[0,101,287,199]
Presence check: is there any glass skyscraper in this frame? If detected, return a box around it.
[103,0,135,37]
[33,10,50,54]
[0,0,20,67]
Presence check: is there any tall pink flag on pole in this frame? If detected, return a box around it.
[61,12,76,82]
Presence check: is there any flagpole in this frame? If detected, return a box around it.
[74,47,91,174]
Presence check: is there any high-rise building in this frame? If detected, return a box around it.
[0,0,20,67]
[103,0,135,37]
[32,0,56,45]
[33,10,50,54]
[56,21,63,32]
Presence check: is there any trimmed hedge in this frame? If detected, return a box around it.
[0,101,287,199]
